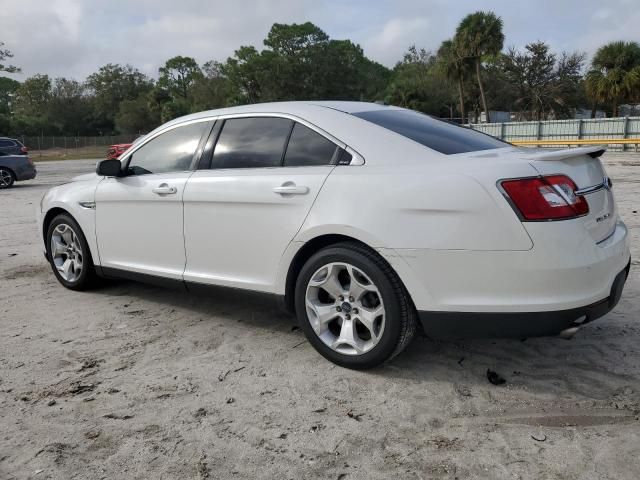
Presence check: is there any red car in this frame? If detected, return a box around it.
[106,143,133,160]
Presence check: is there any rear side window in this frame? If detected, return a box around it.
[0,139,16,147]
[353,109,508,155]
[284,123,337,167]
[212,117,292,169]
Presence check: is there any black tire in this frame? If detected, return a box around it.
[46,213,99,291]
[295,241,417,369]
[0,167,15,189]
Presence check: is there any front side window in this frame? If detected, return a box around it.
[353,109,508,155]
[211,117,292,169]
[126,122,209,175]
[284,123,338,167]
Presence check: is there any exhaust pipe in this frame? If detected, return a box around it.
[559,315,587,340]
[559,326,580,340]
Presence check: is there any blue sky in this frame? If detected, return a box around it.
[2,0,639,80]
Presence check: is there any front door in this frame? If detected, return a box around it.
[95,120,212,279]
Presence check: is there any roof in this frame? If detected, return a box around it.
[160,101,398,130]
[303,101,397,114]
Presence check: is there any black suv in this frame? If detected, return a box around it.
[0,137,28,156]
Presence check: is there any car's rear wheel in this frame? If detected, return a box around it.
[0,168,15,189]
[46,213,99,290]
[295,242,417,369]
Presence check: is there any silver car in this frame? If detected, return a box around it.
[0,153,37,189]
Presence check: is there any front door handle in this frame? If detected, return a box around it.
[273,184,309,195]
[152,184,177,195]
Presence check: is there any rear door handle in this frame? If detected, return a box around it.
[273,184,309,195]
[152,184,177,195]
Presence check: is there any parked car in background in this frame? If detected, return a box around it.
[38,101,630,369]
[106,143,133,160]
[0,153,37,188]
[0,137,28,156]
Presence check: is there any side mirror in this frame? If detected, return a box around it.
[96,159,122,177]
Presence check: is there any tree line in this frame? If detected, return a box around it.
[1,11,639,137]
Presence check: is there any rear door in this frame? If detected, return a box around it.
[183,116,339,292]
[525,147,617,243]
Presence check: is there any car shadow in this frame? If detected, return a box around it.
[92,279,639,398]
[95,279,297,331]
[5,183,45,190]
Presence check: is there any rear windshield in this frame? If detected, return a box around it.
[353,109,508,155]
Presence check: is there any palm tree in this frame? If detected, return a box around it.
[437,39,470,122]
[455,11,504,122]
[585,41,640,117]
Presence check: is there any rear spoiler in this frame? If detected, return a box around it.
[518,146,606,161]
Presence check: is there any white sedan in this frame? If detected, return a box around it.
[38,102,631,369]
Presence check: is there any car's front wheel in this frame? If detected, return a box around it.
[46,213,99,290]
[295,242,417,369]
[0,167,15,189]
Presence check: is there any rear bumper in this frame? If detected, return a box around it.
[16,165,37,181]
[383,220,630,313]
[418,260,630,338]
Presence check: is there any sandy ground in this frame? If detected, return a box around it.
[1,156,639,480]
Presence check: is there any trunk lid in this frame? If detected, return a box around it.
[519,146,616,243]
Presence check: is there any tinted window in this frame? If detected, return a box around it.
[353,109,508,155]
[284,123,337,167]
[212,117,292,169]
[337,150,353,165]
[127,122,209,175]
[0,139,16,147]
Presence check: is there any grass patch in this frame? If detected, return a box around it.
[30,147,106,162]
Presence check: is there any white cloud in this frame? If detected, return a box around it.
[1,0,638,81]
[51,0,84,40]
[366,17,433,64]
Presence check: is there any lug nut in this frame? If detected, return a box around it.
[352,308,359,314]
[338,295,344,301]
[349,296,354,302]
[345,314,351,320]
[336,306,342,312]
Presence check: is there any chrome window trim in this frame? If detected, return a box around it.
[344,146,365,166]
[208,112,347,150]
[121,112,366,167]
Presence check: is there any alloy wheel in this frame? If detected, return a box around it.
[305,262,385,355]
[51,223,84,282]
[0,169,13,187]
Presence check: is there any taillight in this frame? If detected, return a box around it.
[20,146,28,153]
[500,175,589,221]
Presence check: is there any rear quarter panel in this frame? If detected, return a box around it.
[297,158,535,251]
[0,156,28,175]
[276,153,538,302]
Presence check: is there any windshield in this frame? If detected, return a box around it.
[353,109,509,155]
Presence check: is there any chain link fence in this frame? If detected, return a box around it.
[17,135,139,159]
